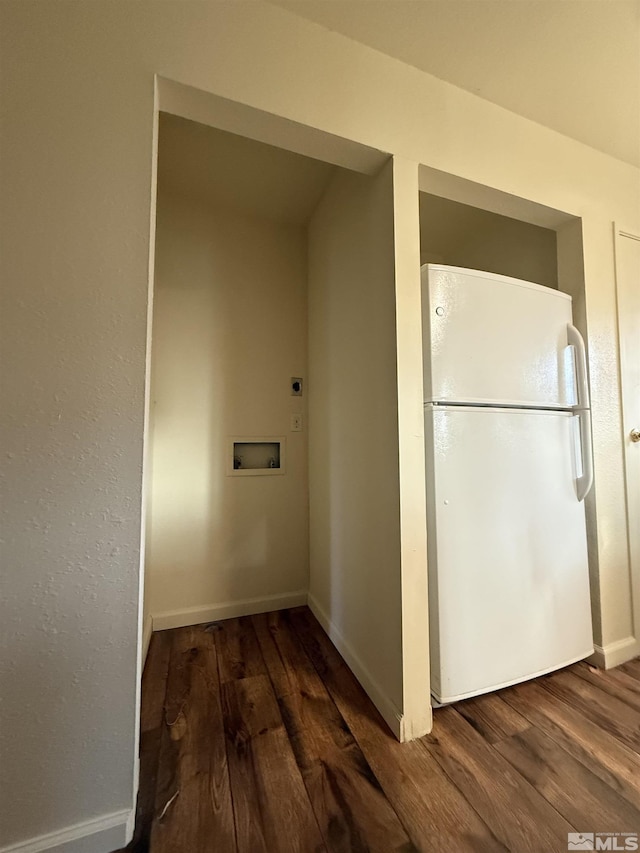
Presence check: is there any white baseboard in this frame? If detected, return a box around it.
[152,590,308,632]
[307,593,404,741]
[588,635,640,669]
[142,614,153,665]
[0,808,132,853]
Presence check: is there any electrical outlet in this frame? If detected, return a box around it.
[291,413,303,432]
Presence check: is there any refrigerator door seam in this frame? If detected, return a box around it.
[424,401,575,412]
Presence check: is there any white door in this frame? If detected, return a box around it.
[615,227,640,655]
[421,264,574,407]
[425,405,593,703]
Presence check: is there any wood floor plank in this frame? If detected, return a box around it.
[500,678,640,811]
[539,669,640,753]
[141,631,172,734]
[572,661,640,713]
[252,609,347,736]
[216,615,267,684]
[422,707,574,852]
[150,628,192,851]
[617,658,640,681]
[290,721,416,853]
[254,611,415,851]
[127,631,172,853]
[150,627,236,853]
[456,691,531,744]
[221,674,327,853]
[289,607,506,852]
[495,724,640,832]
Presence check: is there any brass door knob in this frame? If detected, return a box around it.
[631,429,640,443]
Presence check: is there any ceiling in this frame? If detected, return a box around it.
[158,113,335,224]
[267,0,640,167]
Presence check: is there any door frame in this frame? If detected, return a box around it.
[613,223,640,662]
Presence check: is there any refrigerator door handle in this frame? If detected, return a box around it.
[567,324,593,500]
[567,323,590,409]
[575,410,594,501]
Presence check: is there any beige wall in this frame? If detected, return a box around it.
[148,189,309,625]
[420,193,558,288]
[307,164,405,733]
[1,1,638,849]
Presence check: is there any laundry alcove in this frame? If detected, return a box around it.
[144,89,431,741]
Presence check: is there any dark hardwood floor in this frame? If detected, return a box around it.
[120,607,640,852]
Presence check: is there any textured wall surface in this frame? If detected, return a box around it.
[1,1,638,848]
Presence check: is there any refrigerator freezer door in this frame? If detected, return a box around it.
[422,265,575,408]
[425,405,593,704]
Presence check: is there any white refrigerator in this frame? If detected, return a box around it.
[422,264,594,705]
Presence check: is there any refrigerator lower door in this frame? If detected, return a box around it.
[425,405,593,704]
